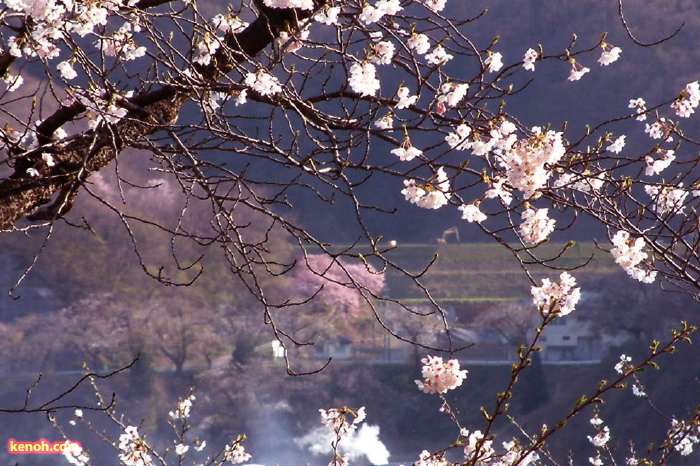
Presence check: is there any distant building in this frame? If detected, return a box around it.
[539,315,604,362]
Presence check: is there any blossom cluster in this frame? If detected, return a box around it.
[645,184,688,216]
[348,62,380,96]
[500,127,566,199]
[614,353,633,374]
[415,355,468,394]
[459,203,487,223]
[519,207,556,245]
[629,98,648,121]
[224,439,252,464]
[263,0,315,10]
[320,406,367,440]
[459,429,540,466]
[447,119,517,157]
[244,70,283,96]
[645,149,675,176]
[588,416,611,447]
[437,82,469,113]
[169,393,195,420]
[587,414,612,466]
[414,450,449,466]
[118,426,155,466]
[669,418,700,456]
[73,89,132,130]
[523,48,538,71]
[402,167,451,209]
[531,272,581,317]
[610,230,656,283]
[462,429,495,463]
[494,440,540,466]
[98,22,147,61]
[63,441,90,466]
[2,0,145,92]
[391,135,422,161]
[554,171,605,194]
[359,0,403,24]
[671,81,700,118]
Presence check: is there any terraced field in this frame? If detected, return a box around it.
[320,242,618,316]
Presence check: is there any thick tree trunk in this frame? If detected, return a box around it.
[0,1,324,230]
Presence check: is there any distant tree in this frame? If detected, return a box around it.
[472,302,540,348]
[585,271,692,343]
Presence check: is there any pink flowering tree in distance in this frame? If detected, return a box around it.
[1,0,700,464]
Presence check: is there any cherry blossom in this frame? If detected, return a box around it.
[169,394,195,420]
[224,442,252,464]
[669,419,700,456]
[607,135,626,153]
[407,33,431,55]
[629,97,648,121]
[645,184,688,216]
[531,272,581,317]
[377,0,403,15]
[523,48,538,71]
[263,0,314,10]
[320,406,366,439]
[212,13,248,34]
[360,5,385,24]
[3,73,23,92]
[485,52,504,73]
[374,112,394,130]
[63,443,90,466]
[348,62,380,96]
[671,81,700,117]
[98,23,147,61]
[645,117,673,141]
[589,426,611,447]
[244,70,283,96]
[415,355,468,394]
[568,60,590,81]
[519,207,556,244]
[370,41,396,65]
[437,82,469,111]
[423,0,448,13]
[415,450,449,466]
[459,203,487,223]
[426,45,453,66]
[118,426,154,466]
[395,86,418,109]
[391,135,422,161]
[598,43,622,66]
[645,149,675,176]
[445,123,472,151]
[314,6,341,25]
[610,230,657,283]
[497,126,566,199]
[57,61,77,80]
[277,29,310,53]
[462,429,495,463]
[485,177,513,205]
[401,167,451,209]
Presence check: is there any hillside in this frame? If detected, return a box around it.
[319,241,617,314]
